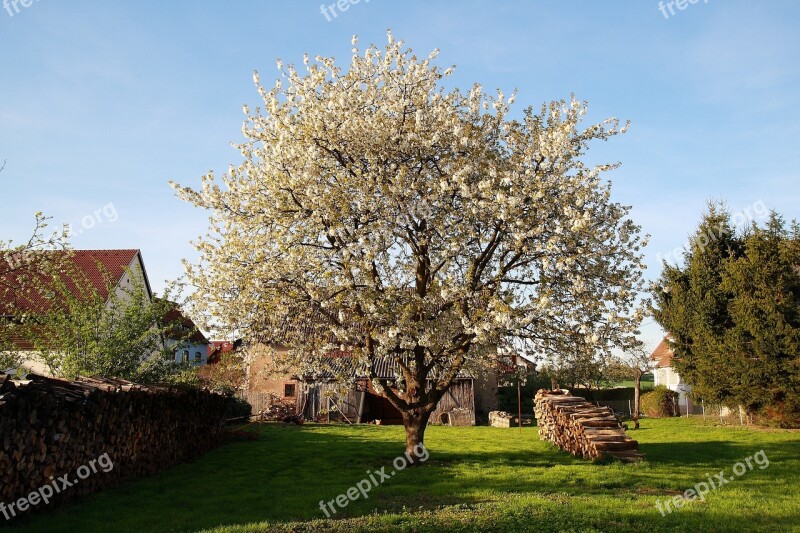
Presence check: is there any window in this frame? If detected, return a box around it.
[194,352,202,363]
[182,350,189,363]
[284,383,296,398]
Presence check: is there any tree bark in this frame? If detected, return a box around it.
[402,408,432,465]
[633,373,641,430]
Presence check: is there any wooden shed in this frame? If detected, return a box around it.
[295,357,476,426]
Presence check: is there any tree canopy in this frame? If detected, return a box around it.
[653,203,800,426]
[172,32,648,452]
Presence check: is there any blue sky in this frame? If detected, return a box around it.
[2,0,799,348]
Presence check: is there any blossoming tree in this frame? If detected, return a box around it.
[172,33,647,459]
[1,212,70,370]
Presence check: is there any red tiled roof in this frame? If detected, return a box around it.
[161,301,209,344]
[650,337,674,368]
[207,339,243,364]
[210,340,237,353]
[0,249,142,316]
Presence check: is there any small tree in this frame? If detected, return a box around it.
[16,262,182,381]
[540,342,609,392]
[172,32,647,457]
[198,350,246,393]
[542,323,645,394]
[607,344,654,428]
[1,213,70,371]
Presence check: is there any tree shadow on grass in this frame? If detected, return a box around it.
[640,439,799,467]
[10,424,800,533]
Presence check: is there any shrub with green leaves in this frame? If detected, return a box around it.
[640,385,678,418]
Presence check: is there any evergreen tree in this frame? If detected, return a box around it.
[653,204,800,425]
[719,215,800,423]
[653,203,739,404]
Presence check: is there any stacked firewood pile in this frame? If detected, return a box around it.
[534,389,644,462]
[489,411,515,428]
[0,373,229,517]
[261,399,304,424]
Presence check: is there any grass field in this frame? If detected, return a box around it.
[9,417,800,532]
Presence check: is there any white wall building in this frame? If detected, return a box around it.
[650,337,695,415]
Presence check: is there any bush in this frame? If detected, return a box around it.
[225,395,252,422]
[758,398,800,428]
[584,386,654,402]
[197,352,246,393]
[640,386,678,418]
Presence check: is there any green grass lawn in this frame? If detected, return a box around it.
[8,418,800,532]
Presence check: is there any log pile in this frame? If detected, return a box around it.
[262,399,304,424]
[489,410,515,428]
[534,389,644,463]
[0,373,229,519]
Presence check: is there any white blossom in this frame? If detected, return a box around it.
[171,31,648,429]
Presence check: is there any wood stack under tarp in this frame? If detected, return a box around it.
[534,389,645,463]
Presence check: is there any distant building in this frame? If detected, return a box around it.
[0,249,208,372]
[242,315,503,424]
[650,336,703,415]
[161,301,210,366]
[207,339,243,365]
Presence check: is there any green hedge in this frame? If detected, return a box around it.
[225,395,253,421]
[641,385,678,418]
[581,386,654,402]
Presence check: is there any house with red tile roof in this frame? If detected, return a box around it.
[650,335,701,415]
[161,300,210,366]
[0,249,151,319]
[1,249,207,373]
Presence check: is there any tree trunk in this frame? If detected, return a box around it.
[633,373,641,430]
[402,409,432,465]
